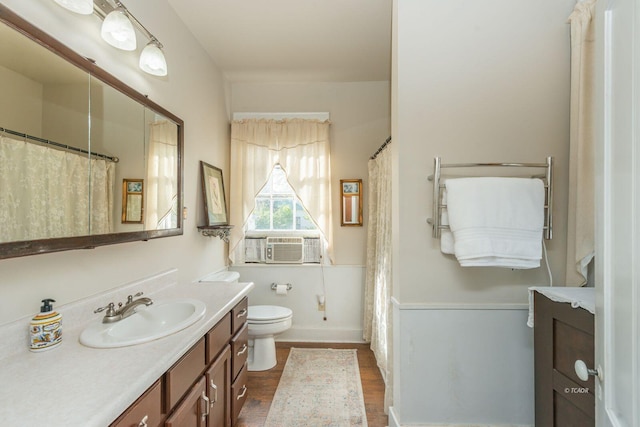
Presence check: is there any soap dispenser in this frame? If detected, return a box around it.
[29,299,62,352]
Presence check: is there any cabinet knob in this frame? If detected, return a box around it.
[574,359,601,381]
[236,308,247,318]
[138,415,148,427]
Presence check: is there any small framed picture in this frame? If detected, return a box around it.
[200,161,228,226]
[340,179,363,226]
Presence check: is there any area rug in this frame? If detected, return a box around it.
[264,348,368,427]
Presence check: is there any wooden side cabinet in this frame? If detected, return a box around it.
[534,291,595,427]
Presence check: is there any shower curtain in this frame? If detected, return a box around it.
[0,135,115,241]
[363,146,393,411]
[566,0,597,285]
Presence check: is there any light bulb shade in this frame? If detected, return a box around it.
[53,0,94,15]
[139,42,168,76]
[101,9,137,51]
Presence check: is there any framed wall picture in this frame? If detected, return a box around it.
[340,179,363,226]
[122,178,144,224]
[200,161,228,226]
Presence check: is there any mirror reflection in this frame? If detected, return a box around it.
[0,8,182,258]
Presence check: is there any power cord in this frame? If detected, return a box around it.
[542,240,553,287]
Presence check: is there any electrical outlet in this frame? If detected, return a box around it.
[317,302,325,311]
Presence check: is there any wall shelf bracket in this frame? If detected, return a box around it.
[198,225,234,242]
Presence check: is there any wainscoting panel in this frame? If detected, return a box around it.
[392,302,534,426]
[230,265,365,342]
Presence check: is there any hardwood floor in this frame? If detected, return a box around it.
[236,342,388,427]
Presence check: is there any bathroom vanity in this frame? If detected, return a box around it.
[112,297,249,427]
[0,270,253,427]
[531,287,595,426]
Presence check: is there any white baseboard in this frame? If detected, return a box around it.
[276,326,364,343]
[388,406,400,427]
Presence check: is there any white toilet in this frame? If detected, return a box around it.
[247,305,293,371]
[199,270,293,372]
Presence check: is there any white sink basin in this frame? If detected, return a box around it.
[80,299,206,348]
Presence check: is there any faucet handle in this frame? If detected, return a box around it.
[94,302,116,316]
[126,292,144,303]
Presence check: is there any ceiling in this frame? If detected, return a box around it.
[167,0,392,83]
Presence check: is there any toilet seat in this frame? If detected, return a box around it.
[248,305,293,324]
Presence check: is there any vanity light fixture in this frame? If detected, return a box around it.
[53,0,94,15]
[139,39,168,76]
[100,4,136,51]
[54,0,168,76]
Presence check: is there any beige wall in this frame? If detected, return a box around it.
[231,81,391,265]
[0,0,230,325]
[393,0,575,305]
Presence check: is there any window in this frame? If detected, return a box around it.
[244,166,321,264]
[247,165,318,232]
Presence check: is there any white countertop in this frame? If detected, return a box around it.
[527,286,595,327]
[0,271,254,427]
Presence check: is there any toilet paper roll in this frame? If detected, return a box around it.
[276,284,288,295]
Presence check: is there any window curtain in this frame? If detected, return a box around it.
[146,120,178,229]
[363,146,393,411]
[229,118,334,264]
[566,0,597,285]
[0,135,115,241]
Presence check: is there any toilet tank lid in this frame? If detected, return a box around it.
[199,270,240,283]
[248,305,293,321]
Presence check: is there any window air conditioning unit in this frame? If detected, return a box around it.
[266,237,304,264]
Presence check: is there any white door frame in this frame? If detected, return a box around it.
[594,0,640,425]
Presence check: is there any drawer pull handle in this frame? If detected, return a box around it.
[200,391,210,420]
[237,344,248,356]
[574,359,601,381]
[210,380,218,405]
[236,385,247,400]
[236,308,247,318]
[138,415,148,427]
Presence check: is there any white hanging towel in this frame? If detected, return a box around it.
[445,177,546,268]
[440,188,455,254]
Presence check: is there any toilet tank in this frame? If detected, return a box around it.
[199,270,240,283]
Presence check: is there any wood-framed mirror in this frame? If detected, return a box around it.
[340,179,363,226]
[0,5,184,259]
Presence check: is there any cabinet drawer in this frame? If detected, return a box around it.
[231,297,248,335]
[231,323,248,381]
[206,313,231,364]
[231,364,248,426]
[165,338,206,409]
[110,379,163,427]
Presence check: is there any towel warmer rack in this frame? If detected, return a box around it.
[427,156,554,240]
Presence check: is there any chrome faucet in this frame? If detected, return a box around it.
[94,292,153,323]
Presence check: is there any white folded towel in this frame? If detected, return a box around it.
[445,177,545,268]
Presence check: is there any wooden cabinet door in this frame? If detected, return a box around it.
[206,346,231,427]
[165,377,207,427]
